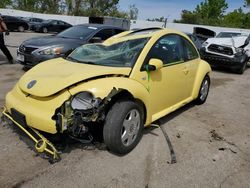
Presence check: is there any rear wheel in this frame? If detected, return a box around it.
[42,27,48,33]
[103,100,144,155]
[196,75,210,105]
[18,26,25,32]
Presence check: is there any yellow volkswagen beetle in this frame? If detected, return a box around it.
[2,28,211,160]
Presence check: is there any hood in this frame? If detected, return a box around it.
[193,27,216,42]
[18,58,131,97]
[206,36,248,48]
[22,36,85,47]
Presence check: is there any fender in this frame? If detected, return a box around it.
[192,60,212,99]
[68,77,152,125]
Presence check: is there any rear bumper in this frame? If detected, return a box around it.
[200,48,248,69]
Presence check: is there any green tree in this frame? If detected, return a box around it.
[175,0,228,26]
[12,0,61,13]
[174,10,199,24]
[0,0,11,8]
[128,4,138,20]
[222,8,245,28]
[245,0,250,6]
[147,16,165,22]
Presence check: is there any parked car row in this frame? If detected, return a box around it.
[199,30,250,74]
[17,24,125,68]
[2,15,72,33]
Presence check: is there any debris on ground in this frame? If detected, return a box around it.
[210,130,224,141]
[218,147,237,154]
[176,133,181,138]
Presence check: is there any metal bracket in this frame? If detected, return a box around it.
[1,107,60,163]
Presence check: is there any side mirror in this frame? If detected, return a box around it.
[147,58,163,71]
[89,37,102,43]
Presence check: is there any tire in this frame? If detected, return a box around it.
[18,26,25,32]
[235,61,247,74]
[196,75,210,105]
[103,100,144,155]
[42,27,48,33]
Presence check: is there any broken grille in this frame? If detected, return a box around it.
[208,44,233,55]
[19,45,38,54]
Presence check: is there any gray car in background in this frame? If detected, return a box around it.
[17,24,126,68]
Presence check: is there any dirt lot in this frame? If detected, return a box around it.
[0,32,250,188]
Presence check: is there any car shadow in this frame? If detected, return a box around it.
[210,63,249,74]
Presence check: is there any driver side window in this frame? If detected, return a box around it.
[148,34,183,65]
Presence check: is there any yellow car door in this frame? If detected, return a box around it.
[180,36,200,97]
[139,34,192,117]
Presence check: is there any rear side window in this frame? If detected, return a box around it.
[182,38,199,61]
[59,21,65,25]
[114,29,125,35]
[93,29,114,40]
[51,21,58,25]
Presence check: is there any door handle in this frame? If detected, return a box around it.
[182,68,189,75]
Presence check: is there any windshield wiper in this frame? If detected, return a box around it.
[82,61,96,65]
[66,56,82,63]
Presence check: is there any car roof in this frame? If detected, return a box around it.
[104,28,187,45]
[74,23,126,30]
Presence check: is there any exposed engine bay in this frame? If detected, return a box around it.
[56,88,122,144]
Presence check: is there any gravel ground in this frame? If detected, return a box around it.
[0,32,250,188]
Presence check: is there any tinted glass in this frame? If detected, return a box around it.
[42,19,53,23]
[59,21,65,25]
[182,38,199,61]
[148,35,183,65]
[57,25,97,39]
[93,29,114,40]
[114,29,125,35]
[216,32,245,38]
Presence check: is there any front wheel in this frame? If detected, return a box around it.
[103,100,144,155]
[235,61,247,74]
[196,75,210,105]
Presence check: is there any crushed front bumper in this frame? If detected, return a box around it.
[200,48,248,69]
[1,107,60,163]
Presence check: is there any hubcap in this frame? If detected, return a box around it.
[121,109,141,147]
[200,79,209,101]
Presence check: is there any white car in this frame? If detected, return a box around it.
[200,31,250,74]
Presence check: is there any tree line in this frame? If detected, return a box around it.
[1,0,250,29]
[174,0,250,29]
[0,0,138,19]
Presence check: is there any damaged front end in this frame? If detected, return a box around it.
[1,87,123,163]
[56,88,122,143]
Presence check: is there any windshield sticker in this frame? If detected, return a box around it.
[88,27,97,30]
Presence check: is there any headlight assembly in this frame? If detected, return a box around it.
[71,92,100,111]
[202,42,209,47]
[235,48,244,54]
[37,46,64,55]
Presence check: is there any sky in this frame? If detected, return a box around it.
[119,0,247,21]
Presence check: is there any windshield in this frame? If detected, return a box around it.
[57,26,97,39]
[216,32,246,38]
[67,38,149,67]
